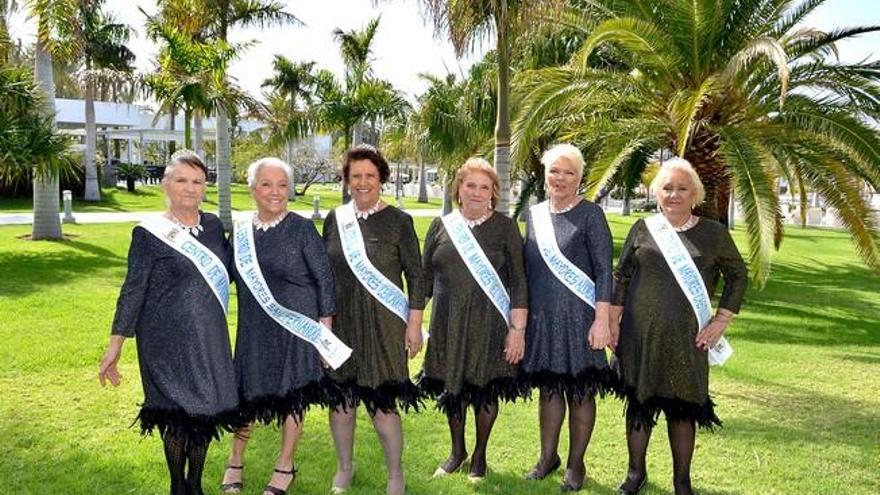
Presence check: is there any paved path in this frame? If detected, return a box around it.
[0,208,445,226]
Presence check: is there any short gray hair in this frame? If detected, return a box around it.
[246,157,293,189]
[541,143,585,182]
[650,157,706,205]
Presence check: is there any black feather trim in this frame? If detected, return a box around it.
[323,378,425,415]
[621,387,722,431]
[417,373,527,419]
[518,367,624,403]
[135,406,246,448]
[239,379,328,426]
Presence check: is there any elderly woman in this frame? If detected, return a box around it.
[99,151,239,495]
[322,145,425,495]
[611,158,747,495]
[519,144,617,491]
[220,158,337,495]
[419,158,528,481]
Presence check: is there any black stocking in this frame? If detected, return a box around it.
[470,402,498,477]
[162,433,187,495]
[620,423,651,492]
[564,395,597,486]
[534,390,564,475]
[440,402,468,472]
[185,440,209,495]
[667,419,696,495]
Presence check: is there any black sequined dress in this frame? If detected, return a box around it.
[613,217,747,429]
[111,213,240,446]
[232,213,336,424]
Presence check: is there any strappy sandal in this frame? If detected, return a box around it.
[263,465,297,495]
[220,465,244,493]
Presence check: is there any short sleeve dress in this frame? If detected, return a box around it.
[232,213,336,424]
[418,212,528,416]
[111,212,240,447]
[613,217,748,429]
[322,206,426,414]
[519,200,619,401]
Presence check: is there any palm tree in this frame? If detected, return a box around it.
[514,0,880,285]
[418,0,566,214]
[80,1,134,202]
[25,0,79,240]
[0,65,76,187]
[333,17,380,145]
[262,55,316,197]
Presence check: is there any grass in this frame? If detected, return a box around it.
[0,215,877,494]
[0,184,443,214]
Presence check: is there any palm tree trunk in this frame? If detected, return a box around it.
[84,74,100,201]
[193,108,204,158]
[685,132,730,224]
[183,108,193,150]
[494,9,512,215]
[342,130,352,204]
[417,155,428,203]
[287,139,297,199]
[168,105,177,155]
[442,172,453,215]
[352,120,364,146]
[216,105,232,230]
[32,38,61,240]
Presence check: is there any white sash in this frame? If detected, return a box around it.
[233,220,352,369]
[139,215,229,314]
[644,214,732,365]
[334,203,409,323]
[441,210,511,326]
[530,201,596,308]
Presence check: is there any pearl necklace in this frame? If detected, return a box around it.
[549,198,581,214]
[355,200,382,220]
[168,212,203,237]
[462,209,493,228]
[253,211,289,231]
[671,214,699,232]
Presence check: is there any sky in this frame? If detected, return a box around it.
[7,0,880,106]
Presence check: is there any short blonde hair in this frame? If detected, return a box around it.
[541,143,584,182]
[247,157,293,189]
[451,157,501,208]
[650,157,706,206]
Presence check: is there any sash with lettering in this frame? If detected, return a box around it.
[644,214,733,365]
[334,202,409,323]
[530,200,596,308]
[441,210,511,326]
[139,215,229,314]
[233,220,352,369]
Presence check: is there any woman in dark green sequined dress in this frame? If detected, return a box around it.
[419,158,529,481]
[322,146,425,495]
[611,158,747,495]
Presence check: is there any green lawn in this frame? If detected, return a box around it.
[0,183,443,213]
[0,216,877,494]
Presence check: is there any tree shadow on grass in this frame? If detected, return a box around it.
[733,261,880,347]
[719,374,877,449]
[0,248,125,298]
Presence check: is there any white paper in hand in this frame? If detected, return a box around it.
[708,336,733,366]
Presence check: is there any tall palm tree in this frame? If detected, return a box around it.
[80,1,134,201]
[262,55,316,197]
[418,0,565,213]
[332,17,380,145]
[25,0,79,240]
[514,0,880,285]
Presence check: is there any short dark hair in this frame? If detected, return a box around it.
[342,145,390,184]
[165,151,208,178]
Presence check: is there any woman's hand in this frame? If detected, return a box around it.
[696,311,733,350]
[98,335,125,387]
[609,304,623,350]
[503,328,525,365]
[405,310,424,359]
[588,319,611,350]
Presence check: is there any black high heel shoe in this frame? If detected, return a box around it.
[219,465,244,493]
[263,465,296,495]
[617,474,647,495]
[524,455,562,480]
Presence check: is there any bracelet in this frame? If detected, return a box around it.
[712,315,733,324]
